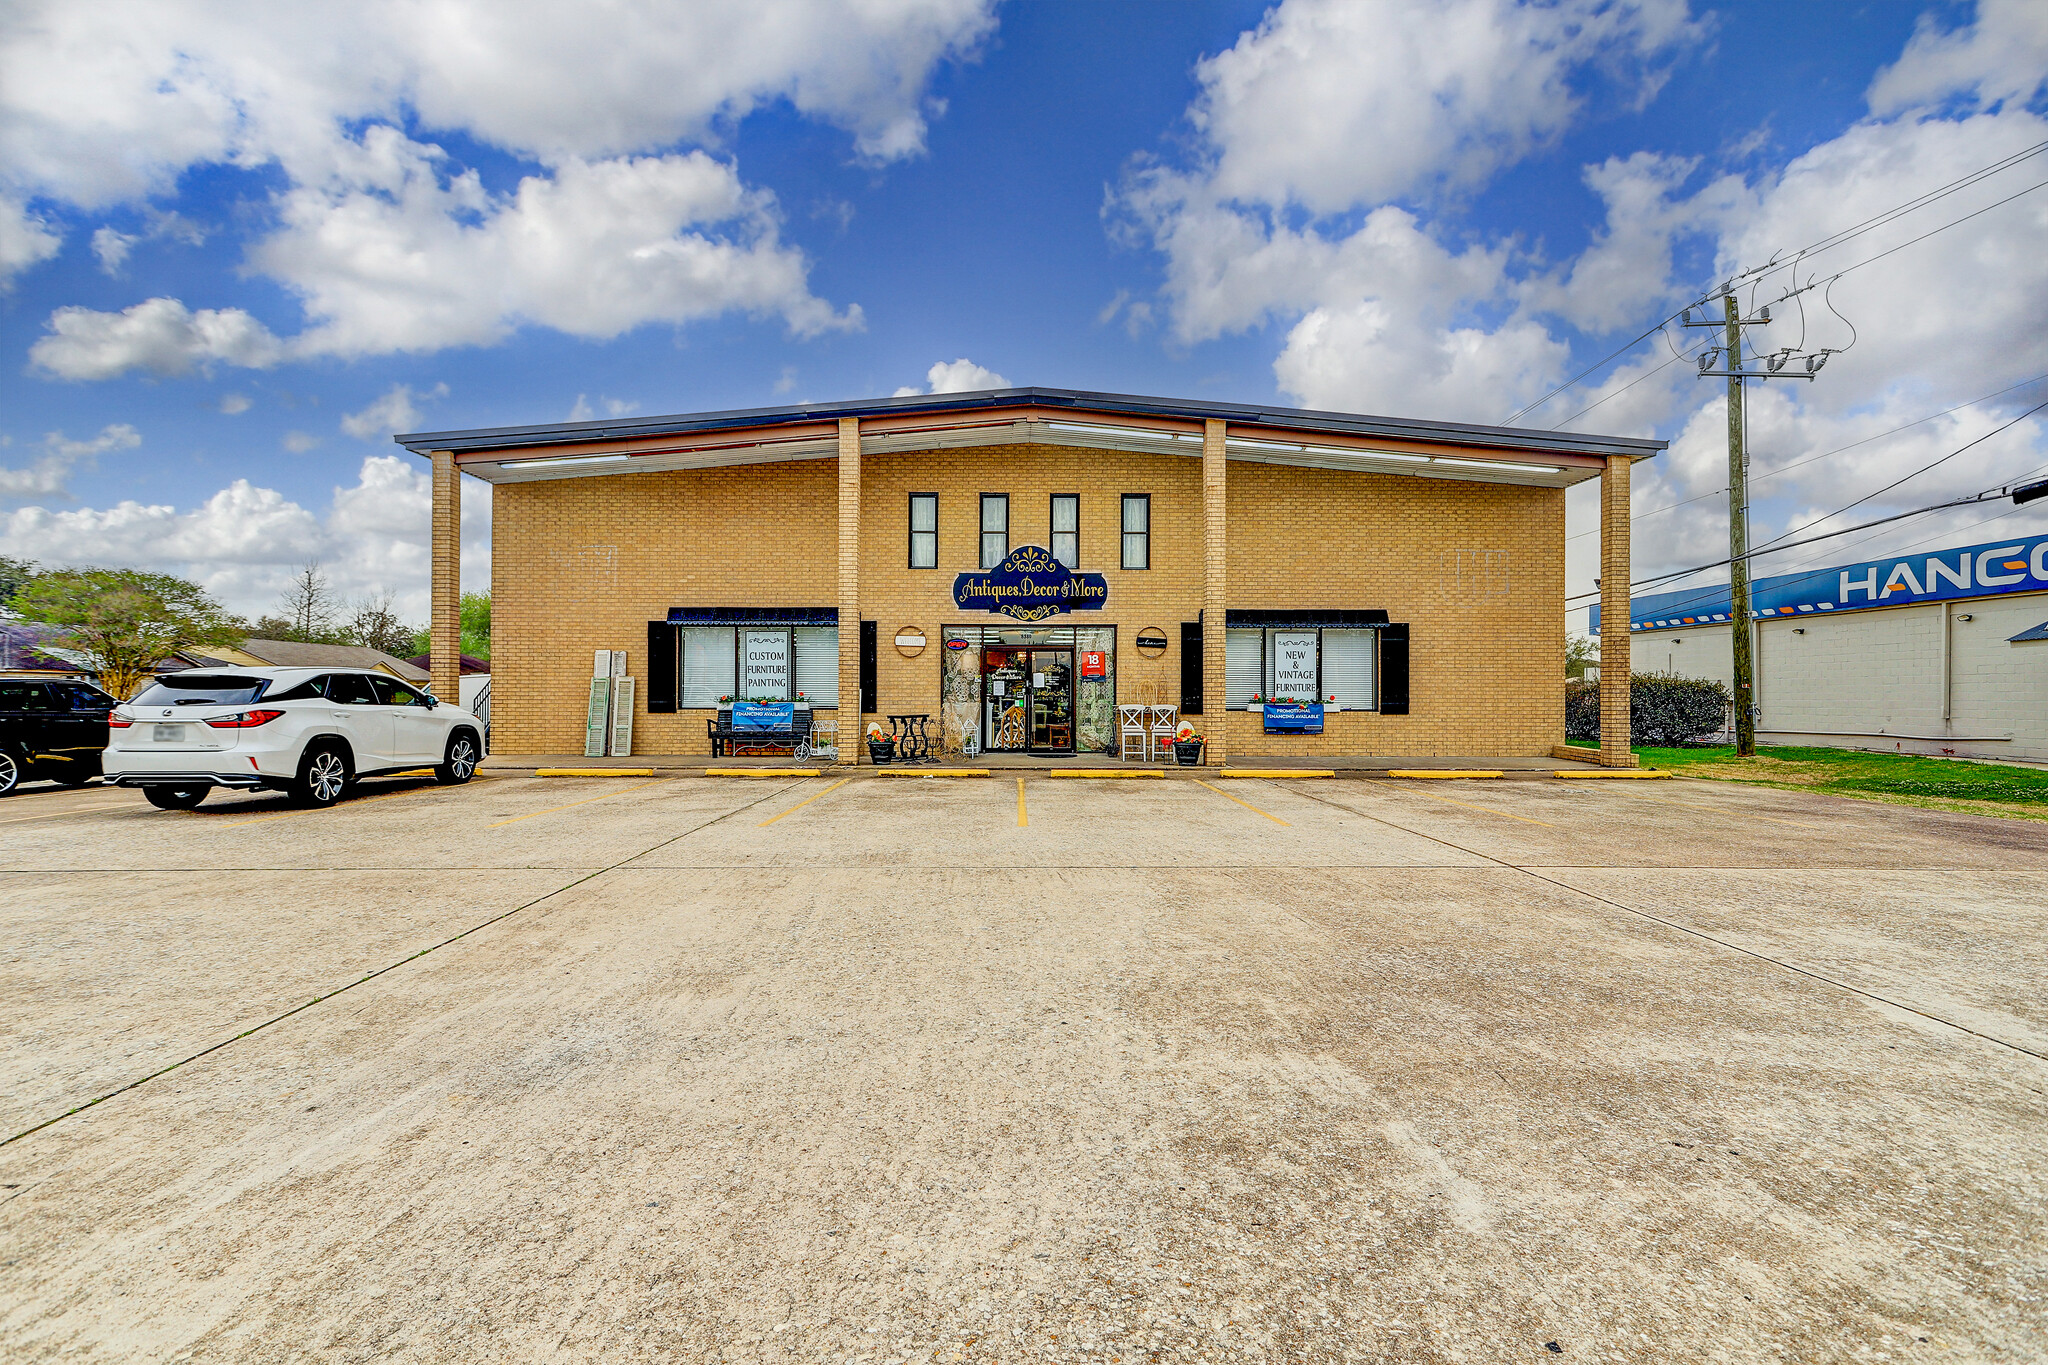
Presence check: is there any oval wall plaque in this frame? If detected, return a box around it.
[1134,628,1170,656]
[895,627,928,657]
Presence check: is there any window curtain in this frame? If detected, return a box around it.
[1224,628,1262,705]
[1322,629,1376,710]
[680,627,736,707]
[793,627,839,705]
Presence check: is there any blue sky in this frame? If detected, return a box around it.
[3,0,2044,625]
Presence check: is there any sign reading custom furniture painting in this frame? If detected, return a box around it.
[742,630,791,698]
[953,545,1109,622]
[1270,631,1319,700]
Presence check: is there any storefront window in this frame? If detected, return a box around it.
[1074,624,1116,752]
[1051,494,1079,568]
[1225,629,1261,705]
[1322,629,1375,709]
[1222,627,1378,709]
[981,494,1009,568]
[681,627,737,707]
[794,627,839,705]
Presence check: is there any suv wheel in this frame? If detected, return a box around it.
[436,730,479,785]
[144,784,209,810]
[292,743,352,807]
[0,749,19,796]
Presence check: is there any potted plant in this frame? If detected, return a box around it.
[1246,692,1264,715]
[866,720,895,764]
[1171,721,1204,765]
[793,692,810,710]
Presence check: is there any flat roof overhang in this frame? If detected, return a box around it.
[396,387,1661,491]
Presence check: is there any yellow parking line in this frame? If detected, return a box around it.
[758,777,851,826]
[1017,777,1028,828]
[489,778,666,828]
[1363,778,1554,827]
[1193,778,1290,826]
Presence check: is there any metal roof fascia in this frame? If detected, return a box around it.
[395,386,1665,462]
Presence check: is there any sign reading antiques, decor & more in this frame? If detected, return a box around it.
[952,544,1109,622]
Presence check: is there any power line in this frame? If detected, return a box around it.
[1509,139,2048,425]
[1747,398,2048,555]
[1562,371,2048,541]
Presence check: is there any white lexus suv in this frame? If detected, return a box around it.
[103,667,484,810]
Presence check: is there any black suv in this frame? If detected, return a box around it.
[0,677,116,794]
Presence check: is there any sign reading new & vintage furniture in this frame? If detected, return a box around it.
[952,545,1109,622]
[1270,631,1319,700]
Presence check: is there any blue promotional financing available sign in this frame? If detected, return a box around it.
[1261,702,1325,734]
[732,701,795,730]
[953,544,1109,622]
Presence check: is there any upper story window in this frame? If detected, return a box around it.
[1051,494,1079,568]
[908,493,937,569]
[1121,494,1150,570]
[980,493,1009,569]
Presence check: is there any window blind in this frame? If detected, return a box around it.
[680,627,736,707]
[793,627,839,705]
[1225,629,1262,705]
[1051,494,1078,568]
[909,494,936,568]
[1322,629,1375,710]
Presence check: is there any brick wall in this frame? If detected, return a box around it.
[490,441,1568,757]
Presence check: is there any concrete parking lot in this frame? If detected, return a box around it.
[2,771,2045,1363]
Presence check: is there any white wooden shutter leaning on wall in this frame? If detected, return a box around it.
[610,677,635,756]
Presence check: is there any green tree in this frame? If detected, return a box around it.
[407,590,491,663]
[12,568,244,699]
[0,555,36,612]
[1566,633,1598,680]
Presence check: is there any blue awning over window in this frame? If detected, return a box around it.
[666,607,838,627]
[1223,609,1390,629]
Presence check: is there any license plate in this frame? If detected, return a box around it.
[152,724,184,743]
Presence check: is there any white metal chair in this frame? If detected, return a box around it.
[1119,704,1150,761]
[1148,705,1178,763]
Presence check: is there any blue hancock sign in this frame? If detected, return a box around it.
[1594,533,2048,633]
[953,544,1109,622]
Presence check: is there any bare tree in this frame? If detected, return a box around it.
[275,563,340,641]
[343,591,416,656]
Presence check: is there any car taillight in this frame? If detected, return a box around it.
[205,709,285,729]
[108,712,132,728]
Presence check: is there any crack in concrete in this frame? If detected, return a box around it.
[0,778,806,1150]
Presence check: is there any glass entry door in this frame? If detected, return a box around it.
[983,647,1075,753]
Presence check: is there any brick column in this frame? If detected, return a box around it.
[1202,418,1227,768]
[1598,454,1637,768]
[836,417,863,763]
[430,449,461,709]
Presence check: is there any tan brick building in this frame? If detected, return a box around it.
[400,389,1659,764]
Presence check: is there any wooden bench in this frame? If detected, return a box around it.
[707,706,814,757]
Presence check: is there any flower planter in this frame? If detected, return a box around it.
[867,738,896,764]
[1172,739,1204,765]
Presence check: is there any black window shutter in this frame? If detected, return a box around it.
[1379,624,1409,715]
[646,621,678,712]
[1179,621,1203,714]
[859,620,877,713]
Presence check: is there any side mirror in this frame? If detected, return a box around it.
[423,694,439,708]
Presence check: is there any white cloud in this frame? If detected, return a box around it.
[893,358,1009,397]
[341,381,448,440]
[91,226,136,274]
[1866,0,2048,116]
[0,424,141,501]
[1111,0,1701,420]
[29,296,285,380]
[568,393,640,420]
[1181,0,1698,213]
[1,454,493,620]
[282,430,320,453]
[2,2,992,370]
[217,392,252,415]
[0,192,61,289]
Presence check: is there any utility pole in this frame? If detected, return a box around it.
[1687,274,1835,756]
[1724,294,1756,756]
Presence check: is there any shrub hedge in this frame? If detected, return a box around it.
[1564,674,1732,746]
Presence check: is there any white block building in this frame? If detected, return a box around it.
[1593,533,2048,762]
